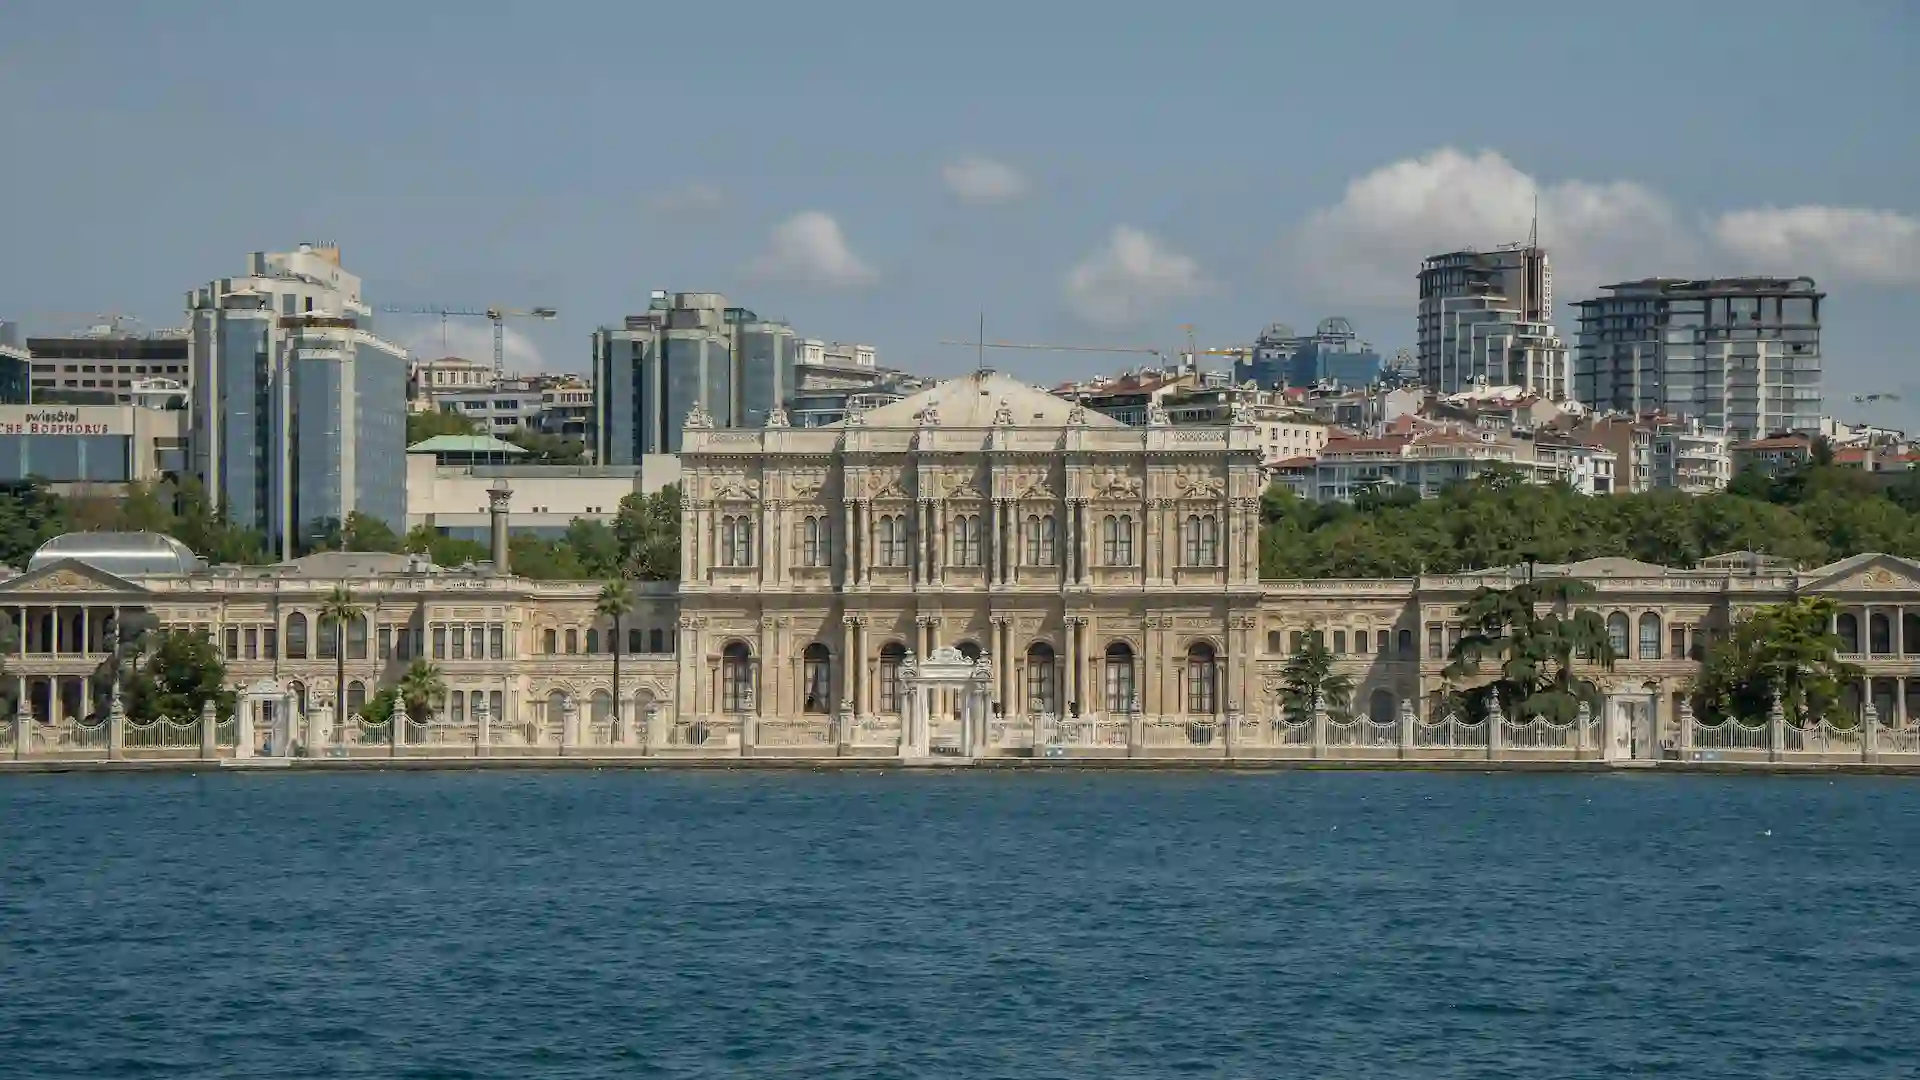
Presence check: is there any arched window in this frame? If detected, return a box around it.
[1637,612,1661,660]
[591,690,613,727]
[951,514,980,566]
[1025,643,1057,714]
[1397,628,1413,657]
[803,643,832,714]
[346,680,366,716]
[1184,515,1219,566]
[1369,689,1395,724]
[286,613,309,659]
[1606,612,1630,656]
[878,642,906,714]
[878,515,908,567]
[1024,514,1055,566]
[347,615,369,660]
[1870,612,1892,655]
[1104,642,1136,714]
[721,642,753,713]
[1099,514,1134,566]
[546,689,567,728]
[1186,642,1218,715]
[957,640,983,662]
[721,516,754,567]
[1837,612,1860,654]
[288,681,308,717]
[802,516,825,567]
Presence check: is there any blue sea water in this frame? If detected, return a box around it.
[2,770,1917,1078]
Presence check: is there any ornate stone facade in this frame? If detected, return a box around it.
[6,372,1920,762]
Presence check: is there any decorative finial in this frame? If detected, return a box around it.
[1146,401,1170,427]
[1067,402,1088,426]
[764,405,790,429]
[684,402,714,430]
[993,397,1015,426]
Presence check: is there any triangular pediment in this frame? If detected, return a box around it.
[1802,553,1920,593]
[0,558,151,596]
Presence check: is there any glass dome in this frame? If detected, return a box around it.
[28,532,204,577]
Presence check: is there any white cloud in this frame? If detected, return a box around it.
[941,155,1029,204]
[1711,206,1920,287]
[646,182,724,213]
[1290,147,1697,308]
[1064,226,1207,329]
[391,318,547,372]
[745,211,877,288]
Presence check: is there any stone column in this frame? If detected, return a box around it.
[1675,695,1694,758]
[106,692,125,761]
[560,695,579,755]
[843,502,858,586]
[475,693,492,756]
[1398,698,1416,758]
[1862,699,1879,763]
[14,700,29,762]
[1061,617,1078,717]
[199,699,217,759]
[1767,690,1786,762]
[235,699,255,760]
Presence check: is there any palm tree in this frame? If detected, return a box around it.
[396,660,447,726]
[1280,625,1355,723]
[596,579,635,740]
[318,585,362,725]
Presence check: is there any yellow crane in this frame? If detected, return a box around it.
[378,304,558,377]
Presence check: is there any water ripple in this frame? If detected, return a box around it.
[1,771,1917,1077]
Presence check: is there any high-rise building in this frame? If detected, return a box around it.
[185,244,410,558]
[0,322,28,404]
[23,323,189,405]
[1572,277,1824,441]
[592,291,798,462]
[1416,243,1569,399]
[1234,319,1383,391]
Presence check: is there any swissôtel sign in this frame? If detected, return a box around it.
[0,407,128,437]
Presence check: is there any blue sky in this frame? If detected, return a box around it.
[2,1,1916,420]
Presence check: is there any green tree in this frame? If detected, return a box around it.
[403,524,490,568]
[596,579,635,735]
[318,585,363,721]
[565,518,623,578]
[342,512,403,553]
[396,660,447,723]
[503,429,588,464]
[406,410,481,444]
[1693,597,1861,726]
[171,477,268,564]
[0,480,71,568]
[509,534,585,580]
[1279,626,1354,722]
[1443,577,1617,724]
[118,629,236,725]
[613,484,681,580]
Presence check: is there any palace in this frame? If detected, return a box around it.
[5,370,1920,760]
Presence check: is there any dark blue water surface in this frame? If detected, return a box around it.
[3,770,1917,1078]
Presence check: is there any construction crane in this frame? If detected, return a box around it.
[378,304,558,377]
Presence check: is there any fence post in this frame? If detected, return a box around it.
[1675,697,1695,760]
[646,703,663,756]
[14,705,30,762]
[391,702,408,758]
[199,699,217,759]
[475,696,492,758]
[739,688,757,758]
[1486,689,1504,762]
[1767,691,1785,763]
[1398,698,1416,760]
[1128,710,1144,758]
[106,693,126,761]
[1311,696,1327,760]
[560,697,579,757]
[1575,700,1592,755]
[1224,709,1239,760]
[1862,700,1879,764]
[234,700,254,759]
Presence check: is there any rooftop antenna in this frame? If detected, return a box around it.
[978,311,985,374]
[1528,192,1539,250]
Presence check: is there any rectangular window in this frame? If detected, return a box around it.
[245,627,258,660]
[650,628,665,653]
[451,629,466,660]
[264,627,278,659]
[1376,630,1389,654]
[1333,631,1347,655]
[1446,626,1461,653]
[1354,631,1369,655]
[490,626,504,660]
[318,623,338,660]
[225,627,240,657]
[565,629,578,654]
[412,628,424,659]
[543,629,557,654]
[1670,626,1687,660]
[378,627,392,660]
[432,625,447,659]
[1427,624,1442,659]
[1289,631,1303,653]
[469,626,485,659]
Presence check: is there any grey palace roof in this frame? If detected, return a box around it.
[27,532,206,578]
